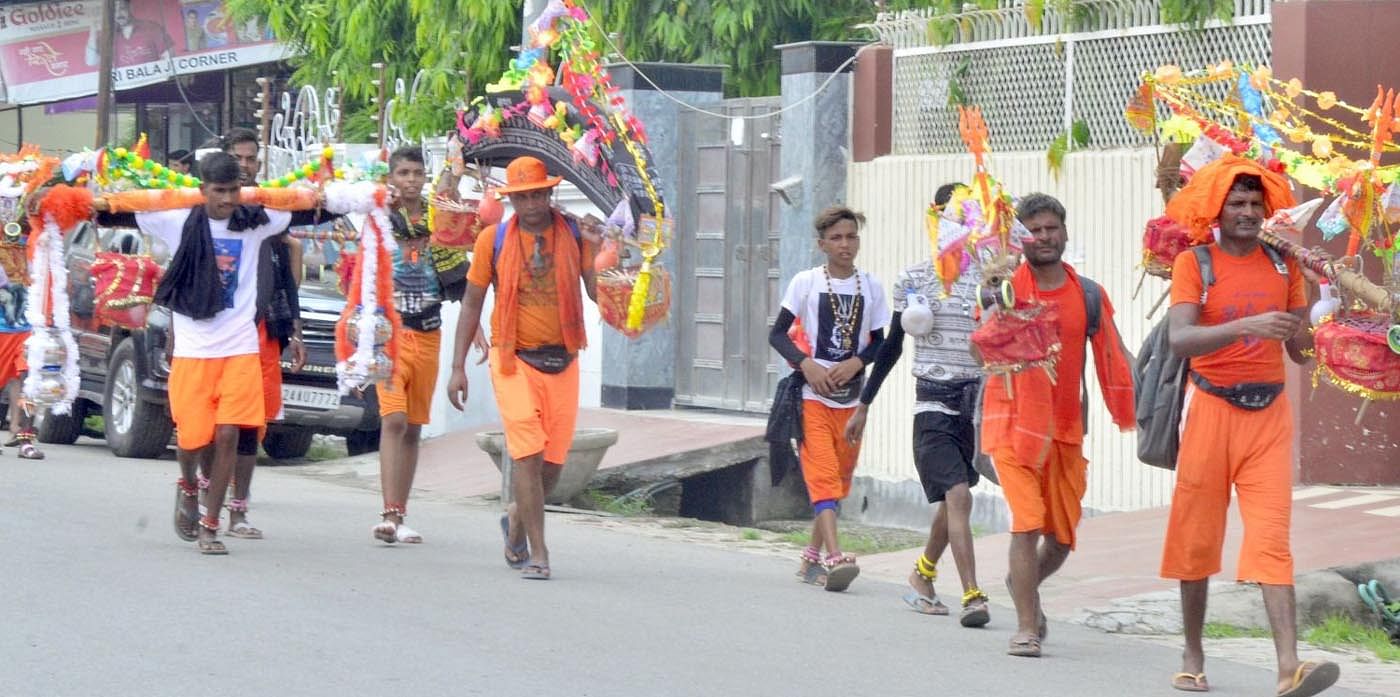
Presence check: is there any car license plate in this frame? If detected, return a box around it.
[282,385,340,410]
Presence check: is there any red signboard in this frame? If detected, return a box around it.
[0,0,287,104]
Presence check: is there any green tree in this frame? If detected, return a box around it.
[226,0,905,140]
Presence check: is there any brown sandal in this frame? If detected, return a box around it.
[1171,672,1210,692]
[1007,633,1042,657]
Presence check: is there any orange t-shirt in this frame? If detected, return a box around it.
[1169,245,1307,385]
[467,226,566,349]
[1030,280,1089,444]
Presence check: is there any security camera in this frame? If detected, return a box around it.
[770,175,803,207]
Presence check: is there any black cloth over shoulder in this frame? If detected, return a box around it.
[765,370,806,486]
[154,205,269,321]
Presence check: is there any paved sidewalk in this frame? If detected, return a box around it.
[405,407,766,498]
[859,485,1400,619]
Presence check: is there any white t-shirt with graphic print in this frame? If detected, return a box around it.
[780,265,890,408]
[138,208,291,359]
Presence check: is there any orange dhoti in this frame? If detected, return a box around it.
[799,401,862,503]
[258,323,284,424]
[488,346,579,464]
[1161,386,1294,586]
[993,441,1089,549]
[0,331,29,385]
[168,353,265,450]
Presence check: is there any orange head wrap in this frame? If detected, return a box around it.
[1164,154,1295,244]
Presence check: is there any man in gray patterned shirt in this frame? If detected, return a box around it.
[845,183,991,627]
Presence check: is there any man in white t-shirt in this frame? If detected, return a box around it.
[130,153,296,555]
[768,205,889,592]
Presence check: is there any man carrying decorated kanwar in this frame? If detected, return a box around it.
[983,193,1135,657]
[94,152,328,554]
[1159,154,1338,697]
[369,144,485,545]
[0,223,43,460]
[846,183,990,625]
[447,156,599,581]
[768,205,889,593]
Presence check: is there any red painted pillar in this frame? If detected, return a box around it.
[1273,0,1400,484]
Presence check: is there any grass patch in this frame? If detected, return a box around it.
[1304,616,1400,663]
[586,489,653,517]
[303,441,345,462]
[1202,622,1271,639]
[779,530,913,555]
[740,528,762,541]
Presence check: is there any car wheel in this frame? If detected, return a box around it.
[104,339,175,459]
[346,429,380,456]
[35,402,85,445]
[262,424,315,461]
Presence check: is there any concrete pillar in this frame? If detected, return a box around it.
[775,41,862,292]
[852,43,893,163]
[1272,0,1400,485]
[602,62,725,409]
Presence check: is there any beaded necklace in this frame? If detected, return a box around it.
[823,264,863,353]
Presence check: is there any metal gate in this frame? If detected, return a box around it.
[673,98,783,413]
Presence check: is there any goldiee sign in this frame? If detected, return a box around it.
[0,0,289,104]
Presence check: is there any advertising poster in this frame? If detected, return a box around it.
[0,0,286,104]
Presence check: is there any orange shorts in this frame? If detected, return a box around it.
[0,331,28,385]
[993,440,1088,549]
[798,400,862,503]
[168,353,265,450]
[489,346,579,464]
[259,323,284,422]
[377,328,440,425]
[1161,386,1294,585]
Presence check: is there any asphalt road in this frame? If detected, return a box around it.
[3,439,1368,697]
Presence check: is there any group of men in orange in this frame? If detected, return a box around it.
[75,135,594,580]
[773,155,1339,697]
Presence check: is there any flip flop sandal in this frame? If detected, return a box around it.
[17,442,43,460]
[799,563,827,586]
[903,592,950,615]
[3,435,20,447]
[372,520,398,544]
[1007,634,1042,658]
[521,563,551,580]
[500,515,528,569]
[1277,660,1339,697]
[227,520,264,539]
[394,523,423,544]
[1171,672,1210,692]
[824,561,860,593]
[1004,575,1048,640]
[197,537,228,555]
[960,597,991,628]
[173,483,199,542]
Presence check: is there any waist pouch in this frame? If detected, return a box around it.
[915,377,981,415]
[826,371,865,405]
[517,345,575,374]
[1190,371,1283,411]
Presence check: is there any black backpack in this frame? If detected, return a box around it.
[1133,244,1286,469]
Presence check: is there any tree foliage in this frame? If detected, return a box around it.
[226,0,899,140]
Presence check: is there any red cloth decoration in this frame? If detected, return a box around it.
[1313,314,1400,400]
[90,253,164,329]
[1141,215,1195,278]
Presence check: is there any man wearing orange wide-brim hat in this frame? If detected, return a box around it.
[447,156,600,581]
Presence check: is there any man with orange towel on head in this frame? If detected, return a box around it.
[1159,154,1338,697]
[982,193,1135,658]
